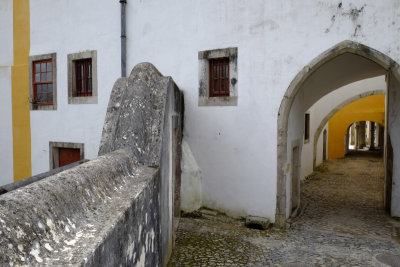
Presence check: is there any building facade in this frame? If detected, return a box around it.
[1,0,400,224]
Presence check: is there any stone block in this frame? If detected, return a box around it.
[245,215,270,230]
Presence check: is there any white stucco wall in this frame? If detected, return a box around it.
[0,67,14,185]
[388,73,400,217]
[29,0,120,175]
[301,107,316,181]
[0,0,13,67]
[0,0,14,185]
[316,125,328,167]
[124,0,400,221]
[300,76,386,181]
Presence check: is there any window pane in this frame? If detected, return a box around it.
[45,92,50,103]
[48,84,53,93]
[35,63,40,73]
[41,73,46,81]
[41,63,46,72]
[47,72,52,82]
[76,65,82,79]
[47,62,52,71]
[88,64,91,78]
[35,73,40,82]
[48,92,53,102]
[88,79,92,92]
[37,84,42,94]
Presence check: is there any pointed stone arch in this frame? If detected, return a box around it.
[276,40,400,227]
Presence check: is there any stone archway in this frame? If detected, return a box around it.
[276,40,400,227]
[344,120,384,152]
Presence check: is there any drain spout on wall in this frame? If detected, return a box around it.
[120,0,127,77]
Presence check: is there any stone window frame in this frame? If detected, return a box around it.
[68,50,98,104]
[29,53,57,110]
[49,141,84,169]
[198,47,238,106]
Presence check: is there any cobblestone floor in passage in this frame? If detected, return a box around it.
[168,151,400,266]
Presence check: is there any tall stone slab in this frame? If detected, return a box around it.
[99,62,184,265]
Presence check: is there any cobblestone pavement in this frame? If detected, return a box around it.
[168,151,400,266]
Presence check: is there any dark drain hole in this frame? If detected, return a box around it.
[181,211,204,219]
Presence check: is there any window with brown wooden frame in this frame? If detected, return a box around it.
[198,47,237,106]
[75,59,92,97]
[32,59,53,105]
[209,58,229,97]
[68,50,97,104]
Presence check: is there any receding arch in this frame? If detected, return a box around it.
[343,120,384,154]
[276,40,400,227]
[312,90,385,169]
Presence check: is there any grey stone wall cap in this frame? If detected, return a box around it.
[99,62,178,168]
[0,148,158,265]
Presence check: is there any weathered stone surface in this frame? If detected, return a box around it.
[99,62,174,166]
[0,149,159,266]
[245,215,270,230]
[0,159,88,195]
[0,62,184,266]
[168,153,400,266]
[99,62,184,265]
[376,253,400,267]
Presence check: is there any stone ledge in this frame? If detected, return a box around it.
[0,149,159,265]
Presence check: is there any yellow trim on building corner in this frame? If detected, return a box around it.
[12,0,31,181]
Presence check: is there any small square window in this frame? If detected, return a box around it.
[209,58,230,97]
[198,47,238,106]
[29,53,57,110]
[49,141,84,169]
[68,50,97,104]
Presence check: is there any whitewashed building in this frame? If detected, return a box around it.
[1,0,400,226]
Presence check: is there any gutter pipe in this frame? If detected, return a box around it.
[120,0,127,77]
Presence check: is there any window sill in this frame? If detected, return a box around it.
[68,96,97,104]
[198,96,237,106]
[30,104,57,111]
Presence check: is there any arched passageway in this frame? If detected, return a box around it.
[346,121,385,153]
[276,40,400,226]
[327,94,385,159]
[312,89,385,169]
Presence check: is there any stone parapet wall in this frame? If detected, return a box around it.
[0,63,184,266]
[0,149,159,265]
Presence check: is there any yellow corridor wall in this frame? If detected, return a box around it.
[328,94,385,159]
[12,0,31,181]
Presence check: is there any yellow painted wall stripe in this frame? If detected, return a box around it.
[12,0,31,181]
[328,94,385,159]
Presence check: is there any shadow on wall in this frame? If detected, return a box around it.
[0,63,184,266]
